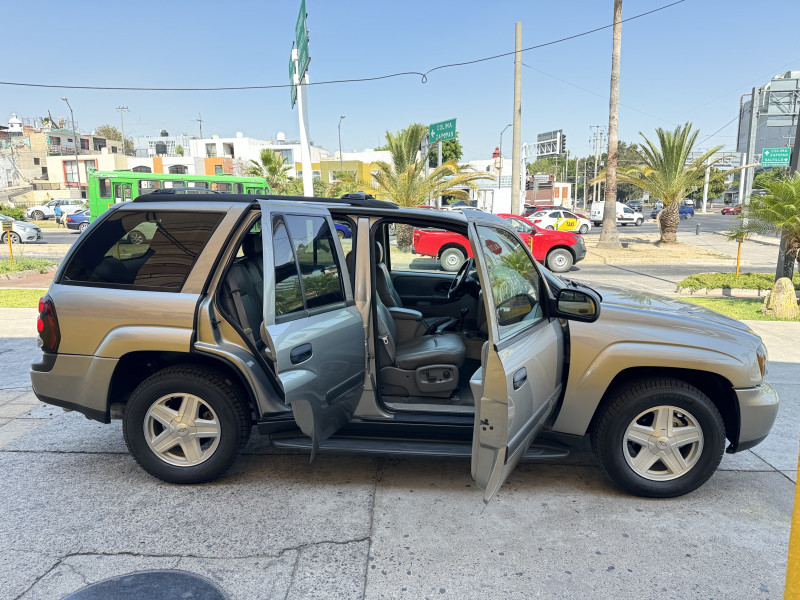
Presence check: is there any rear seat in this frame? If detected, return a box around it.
[220,233,265,348]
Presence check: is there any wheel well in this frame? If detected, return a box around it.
[586,367,739,446]
[107,351,257,420]
[437,243,467,259]
[547,245,576,259]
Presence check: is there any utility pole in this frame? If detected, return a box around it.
[590,126,605,204]
[583,160,588,208]
[510,22,523,215]
[743,86,761,207]
[116,106,129,155]
[195,113,204,139]
[701,163,710,213]
[573,156,579,210]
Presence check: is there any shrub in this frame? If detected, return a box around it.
[678,272,800,291]
[0,205,26,221]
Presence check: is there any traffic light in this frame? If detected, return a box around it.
[560,133,567,155]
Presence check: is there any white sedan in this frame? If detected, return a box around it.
[0,214,43,243]
[25,198,83,221]
[529,209,592,234]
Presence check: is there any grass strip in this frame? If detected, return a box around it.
[0,258,57,275]
[680,296,800,321]
[0,289,48,308]
[677,272,800,291]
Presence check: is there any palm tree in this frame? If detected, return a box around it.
[246,149,291,191]
[597,0,623,249]
[727,173,800,278]
[616,123,725,243]
[327,170,369,198]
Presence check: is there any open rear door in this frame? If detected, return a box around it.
[259,200,366,458]
[466,216,565,502]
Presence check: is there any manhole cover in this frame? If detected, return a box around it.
[63,570,228,600]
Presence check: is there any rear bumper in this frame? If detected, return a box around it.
[30,352,118,423]
[732,381,779,452]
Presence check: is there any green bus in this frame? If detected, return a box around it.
[87,169,271,220]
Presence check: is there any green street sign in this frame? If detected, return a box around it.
[294,0,309,78]
[429,118,456,144]
[761,147,791,167]
[289,53,297,108]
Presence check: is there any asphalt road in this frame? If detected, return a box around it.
[581,209,745,237]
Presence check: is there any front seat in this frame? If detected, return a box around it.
[375,294,466,398]
[374,241,442,331]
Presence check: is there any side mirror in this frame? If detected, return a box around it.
[552,287,601,322]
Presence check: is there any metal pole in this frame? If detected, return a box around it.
[702,165,710,213]
[573,157,579,210]
[61,97,81,199]
[116,106,128,156]
[510,22,522,215]
[737,153,747,205]
[295,65,313,197]
[338,115,345,170]
[499,124,511,190]
[743,86,761,207]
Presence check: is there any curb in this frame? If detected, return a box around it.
[676,287,800,299]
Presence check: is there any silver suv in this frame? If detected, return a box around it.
[30,194,778,501]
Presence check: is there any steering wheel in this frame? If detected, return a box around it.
[448,258,475,300]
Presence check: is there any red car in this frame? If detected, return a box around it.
[412,213,586,273]
[721,205,742,215]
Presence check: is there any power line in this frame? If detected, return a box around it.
[0,1,687,93]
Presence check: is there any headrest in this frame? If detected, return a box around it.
[374,240,384,263]
[241,233,262,258]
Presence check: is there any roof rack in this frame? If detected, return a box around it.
[132,192,398,209]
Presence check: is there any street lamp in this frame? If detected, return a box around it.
[60,97,82,199]
[499,124,512,189]
[338,115,346,170]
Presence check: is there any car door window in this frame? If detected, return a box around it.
[477,226,543,339]
[507,217,534,234]
[272,219,304,317]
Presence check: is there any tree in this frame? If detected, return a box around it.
[175,145,184,157]
[94,124,133,153]
[371,124,493,249]
[753,168,787,190]
[282,176,328,197]
[246,149,291,191]
[428,134,463,167]
[616,123,725,243]
[327,170,369,198]
[598,0,623,249]
[727,173,800,279]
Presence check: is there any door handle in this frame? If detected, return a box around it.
[290,343,313,364]
[513,368,527,390]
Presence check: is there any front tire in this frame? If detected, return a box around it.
[579,224,589,234]
[635,218,643,226]
[546,248,573,273]
[123,365,250,484]
[2,232,21,244]
[440,247,466,272]
[592,378,725,498]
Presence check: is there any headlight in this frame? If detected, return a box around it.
[756,344,768,380]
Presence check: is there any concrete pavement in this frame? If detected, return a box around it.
[0,305,797,599]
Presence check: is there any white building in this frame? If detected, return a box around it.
[188,132,330,177]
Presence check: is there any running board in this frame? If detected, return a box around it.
[269,435,570,460]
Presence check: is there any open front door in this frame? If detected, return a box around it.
[467,218,565,502]
[259,200,366,458]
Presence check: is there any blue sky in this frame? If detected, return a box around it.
[4,0,800,161]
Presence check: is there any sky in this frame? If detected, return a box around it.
[3,0,800,162]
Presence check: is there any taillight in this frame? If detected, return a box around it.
[37,294,60,353]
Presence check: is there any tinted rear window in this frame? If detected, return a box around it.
[61,210,223,292]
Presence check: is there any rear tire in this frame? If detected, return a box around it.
[32,210,45,220]
[123,365,250,484]
[545,225,555,230]
[546,248,573,273]
[592,378,725,498]
[128,230,146,244]
[78,222,88,233]
[440,247,466,272]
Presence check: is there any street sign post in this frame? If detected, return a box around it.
[761,147,791,167]
[289,54,297,108]
[428,119,456,145]
[2,220,13,261]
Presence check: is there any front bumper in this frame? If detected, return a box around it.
[17,229,43,242]
[573,238,586,263]
[731,381,779,452]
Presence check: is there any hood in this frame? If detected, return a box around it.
[594,284,754,335]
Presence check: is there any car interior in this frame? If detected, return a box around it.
[217,212,491,418]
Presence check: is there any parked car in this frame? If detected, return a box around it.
[25,198,83,221]
[590,201,644,226]
[0,214,43,243]
[529,209,592,234]
[721,205,742,215]
[65,210,91,233]
[335,223,352,239]
[650,206,695,219]
[412,213,586,273]
[626,200,643,212]
[31,195,778,502]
